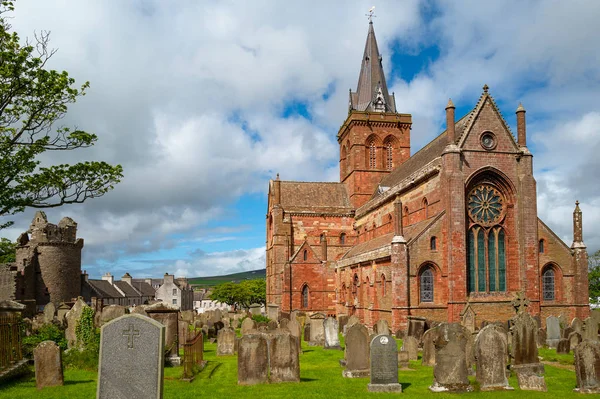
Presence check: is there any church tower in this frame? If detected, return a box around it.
[338,20,412,208]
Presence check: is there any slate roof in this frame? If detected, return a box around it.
[280,181,354,214]
[114,281,140,297]
[87,279,123,299]
[131,281,156,296]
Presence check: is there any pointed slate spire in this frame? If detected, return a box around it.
[350,21,396,113]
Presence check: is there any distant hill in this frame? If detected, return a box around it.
[188,269,266,287]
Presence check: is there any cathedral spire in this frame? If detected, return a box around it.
[350,21,396,113]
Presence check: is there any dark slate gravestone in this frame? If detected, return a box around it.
[421,327,437,367]
[429,323,472,392]
[323,317,341,349]
[574,340,600,393]
[268,331,300,383]
[34,340,64,389]
[343,323,370,378]
[367,335,402,392]
[474,324,512,391]
[557,338,570,354]
[97,314,165,399]
[238,333,268,385]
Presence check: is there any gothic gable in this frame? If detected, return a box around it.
[290,240,322,264]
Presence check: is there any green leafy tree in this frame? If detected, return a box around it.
[0,237,16,262]
[589,249,600,305]
[0,1,123,229]
[210,279,266,310]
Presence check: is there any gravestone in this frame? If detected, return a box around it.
[241,318,256,335]
[303,323,311,342]
[287,318,301,347]
[465,331,476,375]
[323,317,341,349]
[571,317,583,334]
[563,326,574,339]
[537,328,546,348]
[401,336,418,361]
[267,320,279,331]
[146,304,180,365]
[34,341,64,389]
[516,373,547,392]
[97,314,165,399]
[429,323,472,392]
[407,316,426,343]
[546,316,561,348]
[279,318,290,330]
[460,304,476,334]
[474,324,512,391]
[374,319,390,336]
[217,328,236,356]
[214,320,224,332]
[269,331,300,383]
[583,317,599,342]
[57,303,71,325]
[43,303,56,324]
[99,305,127,326]
[237,333,268,385]
[65,298,90,348]
[344,315,359,335]
[338,315,349,333]
[557,338,570,354]
[511,311,545,390]
[343,323,370,378]
[368,335,402,392]
[178,320,190,344]
[309,313,325,345]
[131,306,149,317]
[398,351,409,369]
[574,340,600,393]
[421,327,437,366]
[569,331,582,350]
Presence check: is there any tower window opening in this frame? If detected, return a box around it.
[386,142,393,170]
[369,142,376,169]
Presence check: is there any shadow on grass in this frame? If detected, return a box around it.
[301,349,314,353]
[300,377,318,382]
[64,380,94,386]
[400,382,412,390]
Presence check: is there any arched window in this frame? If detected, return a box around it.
[302,285,309,308]
[369,141,376,169]
[303,250,308,261]
[420,268,434,303]
[352,274,359,297]
[386,141,393,170]
[403,206,409,226]
[423,198,429,218]
[542,268,555,301]
[430,236,437,251]
[467,184,507,293]
[381,274,386,297]
[539,239,545,253]
[340,233,346,245]
[320,233,325,243]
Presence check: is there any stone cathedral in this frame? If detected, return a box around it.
[265,21,589,332]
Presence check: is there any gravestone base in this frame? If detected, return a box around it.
[516,373,547,391]
[511,363,545,376]
[339,359,347,367]
[368,383,402,392]
[343,369,369,378]
[324,344,342,350]
[480,383,514,392]
[308,341,324,347]
[429,381,473,393]
[167,355,181,366]
[574,387,600,394]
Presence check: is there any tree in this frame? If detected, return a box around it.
[209,279,266,310]
[0,1,123,229]
[0,237,15,262]
[589,249,600,305]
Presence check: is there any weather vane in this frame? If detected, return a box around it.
[366,6,376,22]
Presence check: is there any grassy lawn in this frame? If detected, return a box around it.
[0,338,581,398]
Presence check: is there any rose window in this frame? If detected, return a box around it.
[467,185,504,226]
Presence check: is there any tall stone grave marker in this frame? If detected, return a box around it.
[238,333,269,385]
[407,316,426,343]
[429,323,472,392]
[65,298,89,348]
[97,314,165,399]
[574,340,600,393]
[460,303,476,334]
[401,336,418,361]
[421,327,438,367]
[374,319,390,336]
[145,303,180,365]
[241,317,256,335]
[269,331,300,383]
[474,324,512,391]
[217,328,236,356]
[323,317,341,349]
[546,316,561,348]
[367,335,402,392]
[571,317,583,335]
[343,323,370,378]
[34,341,64,389]
[43,303,56,325]
[309,313,325,345]
[287,318,301,343]
[569,331,582,350]
[510,301,546,391]
[583,316,599,342]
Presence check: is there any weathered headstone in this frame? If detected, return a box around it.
[344,315,359,335]
[97,314,165,399]
[571,317,583,334]
[460,304,476,334]
[65,298,90,348]
[574,340,600,393]
[537,327,546,349]
[269,331,300,383]
[241,318,256,335]
[368,335,402,392]
[546,316,561,348]
[474,324,512,391]
[309,313,325,345]
[562,326,574,340]
[146,304,179,365]
[398,351,410,369]
[429,323,472,392]
[556,338,570,354]
[34,341,64,389]
[287,318,301,345]
[99,305,127,326]
[374,319,390,336]
[569,331,582,350]
[516,373,547,392]
[43,303,56,325]
[343,323,370,378]
[237,333,268,385]
[511,311,545,390]
[56,303,71,325]
[279,318,290,330]
[338,315,349,333]
[267,320,279,331]
[401,336,418,361]
[303,323,311,342]
[583,316,599,342]
[130,306,149,317]
[407,316,426,343]
[421,327,437,367]
[217,328,236,356]
[323,317,341,349]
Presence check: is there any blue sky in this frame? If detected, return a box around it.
[2,1,600,278]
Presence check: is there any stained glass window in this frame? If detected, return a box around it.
[539,239,544,253]
[302,285,309,308]
[420,268,434,302]
[468,185,504,226]
[543,269,555,301]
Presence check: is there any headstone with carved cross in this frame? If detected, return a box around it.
[511,291,530,314]
[97,314,165,399]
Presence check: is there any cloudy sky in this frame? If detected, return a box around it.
[2,0,600,278]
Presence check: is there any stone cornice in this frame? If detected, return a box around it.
[336,246,391,268]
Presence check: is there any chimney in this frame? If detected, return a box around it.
[446,99,456,144]
[394,198,404,237]
[122,272,132,285]
[163,273,174,284]
[102,272,114,285]
[273,173,281,206]
[516,103,526,146]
